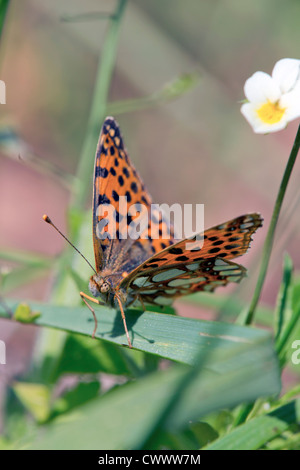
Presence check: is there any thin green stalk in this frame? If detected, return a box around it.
[274,254,293,343]
[36,1,127,383]
[245,125,300,325]
[72,0,127,210]
[51,0,127,298]
[233,126,300,428]
[232,402,255,428]
[107,73,199,115]
[276,304,300,364]
[50,0,127,298]
[0,0,9,43]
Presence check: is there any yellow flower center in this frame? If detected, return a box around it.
[256,101,286,124]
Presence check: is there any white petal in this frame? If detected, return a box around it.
[241,102,288,134]
[272,58,300,94]
[280,89,300,121]
[244,72,281,104]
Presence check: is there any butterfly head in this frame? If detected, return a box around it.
[89,274,112,298]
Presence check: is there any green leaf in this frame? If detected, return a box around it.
[189,421,219,447]
[13,382,51,423]
[3,300,277,365]
[49,382,100,421]
[28,338,280,450]
[204,409,233,435]
[276,279,300,365]
[0,437,14,450]
[277,275,300,372]
[0,265,49,295]
[154,428,199,450]
[205,399,300,450]
[51,334,136,380]
[291,276,300,313]
[267,432,300,450]
[14,303,41,323]
[280,383,300,403]
[0,249,51,267]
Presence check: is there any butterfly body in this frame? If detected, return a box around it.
[89,273,127,308]
[81,117,263,346]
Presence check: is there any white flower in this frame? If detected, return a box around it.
[241,58,300,134]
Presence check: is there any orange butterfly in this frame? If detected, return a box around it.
[45,117,262,348]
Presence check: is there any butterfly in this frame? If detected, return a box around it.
[73,116,262,348]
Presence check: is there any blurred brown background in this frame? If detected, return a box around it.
[0,0,300,422]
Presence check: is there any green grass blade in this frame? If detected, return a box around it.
[51,334,137,380]
[274,253,293,342]
[0,249,51,267]
[276,303,300,366]
[3,300,276,365]
[27,336,280,450]
[206,399,300,450]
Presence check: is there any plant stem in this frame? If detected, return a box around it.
[36,1,127,383]
[71,0,127,210]
[0,0,9,44]
[276,304,300,365]
[245,124,300,325]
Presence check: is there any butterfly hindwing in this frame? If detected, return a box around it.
[126,257,247,306]
[120,213,262,304]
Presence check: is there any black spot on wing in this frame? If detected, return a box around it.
[131,182,138,194]
[95,167,108,178]
[169,247,183,255]
[126,191,132,203]
[112,190,119,202]
[123,167,130,178]
[98,194,110,205]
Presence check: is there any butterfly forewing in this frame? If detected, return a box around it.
[92,117,175,274]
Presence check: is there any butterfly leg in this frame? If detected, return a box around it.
[80,292,105,339]
[137,294,146,312]
[114,295,133,349]
[123,294,145,311]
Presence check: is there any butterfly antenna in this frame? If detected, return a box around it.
[43,214,97,275]
[115,294,132,348]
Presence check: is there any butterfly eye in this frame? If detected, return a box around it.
[100,281,110,294]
